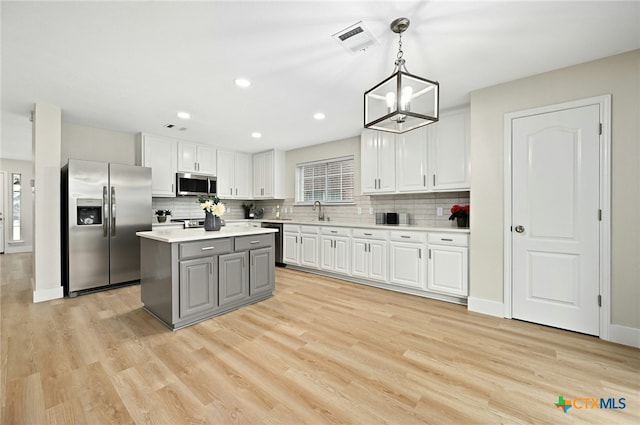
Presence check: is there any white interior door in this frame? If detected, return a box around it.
[511,104,600,335]
[0,172,5,253]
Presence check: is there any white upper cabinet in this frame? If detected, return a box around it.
[253,149,285,199]
[137,133,176,197]
[363,107,470,195]
[217,149,251,199]
[396,127,429,192]
[234,152,251,198]
[177,141,216,175]
[429,108,470,190]
[361,129,396,194]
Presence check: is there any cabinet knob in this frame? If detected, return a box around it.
[515,225,525,233]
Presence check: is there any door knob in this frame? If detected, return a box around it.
[514,225,525,233]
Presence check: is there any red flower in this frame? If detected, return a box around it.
[449,204,470,220]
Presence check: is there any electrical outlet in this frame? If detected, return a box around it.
[357,207,362,215]
[437,207,443,216]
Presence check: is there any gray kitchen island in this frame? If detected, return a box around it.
[136,225,278,330]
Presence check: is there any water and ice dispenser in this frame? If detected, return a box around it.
[76,198,102,225]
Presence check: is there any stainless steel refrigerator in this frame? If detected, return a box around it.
[62,159,152,296]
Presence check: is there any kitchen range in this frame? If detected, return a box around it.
[170,217,206,228]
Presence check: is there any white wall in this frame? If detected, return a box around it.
[32,103,63,302]
[61,123,136,167]
[0,159,33,253]
[469,49,640,329]
[285,136,362,197]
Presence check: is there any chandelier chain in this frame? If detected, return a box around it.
[396,33,403,60]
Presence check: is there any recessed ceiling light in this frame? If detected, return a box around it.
[313,112,326,120]
[251,132,262,138]
[235,78,251,88]
[176,111,190,120]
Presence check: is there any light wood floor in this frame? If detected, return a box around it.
[1,253,638,424]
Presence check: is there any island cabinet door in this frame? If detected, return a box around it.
[219,251,249,307]
[179,257,217,318]
[249,246,275,296]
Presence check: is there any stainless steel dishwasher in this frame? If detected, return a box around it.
[260,221,285,267]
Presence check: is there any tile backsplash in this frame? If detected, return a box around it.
[151,198,250,222]
[153,192,470,229]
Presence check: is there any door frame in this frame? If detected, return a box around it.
[503,95,611,340]
[0,171,5,253]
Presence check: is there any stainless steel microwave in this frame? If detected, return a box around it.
[176,173,217,196]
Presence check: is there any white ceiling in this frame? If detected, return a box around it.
[2,1,639,161]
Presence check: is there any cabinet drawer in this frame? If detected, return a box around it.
[352,228,389,240]
[179,238,233,259]
[299,225,320,234]
[284,224,300,233]
[235,233,273,251]
[389,230,426,243]
[427,233,468,247]
[321,226,351,237]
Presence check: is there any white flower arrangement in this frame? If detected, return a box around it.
[198,196,226,217]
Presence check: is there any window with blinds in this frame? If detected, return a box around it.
[296,156,354,204]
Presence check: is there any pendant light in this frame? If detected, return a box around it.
[364,17,439,133]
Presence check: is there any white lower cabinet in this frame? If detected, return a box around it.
[351,229,388,283]
[389,231,426,290]
[284,223,469,303]
[283,225,300,265]
[427,233,469,296]
[320,227,351,275]
[283,225,319,268]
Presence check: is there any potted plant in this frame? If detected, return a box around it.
[155,209,171,223]
[198,196,226,231]
[449,205,469,228]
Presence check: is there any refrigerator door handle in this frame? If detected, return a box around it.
[111,186,116,236]
[103,186,108,237]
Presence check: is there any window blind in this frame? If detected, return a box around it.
[297,156,354,203]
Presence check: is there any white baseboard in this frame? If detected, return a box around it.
[467,296,504,317]
[608,324,640,348]
[33,285,64,303]
[5,245,32,254]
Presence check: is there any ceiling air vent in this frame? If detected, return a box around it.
[332,21,377,54]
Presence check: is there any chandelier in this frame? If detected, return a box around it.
[364,17,439,133]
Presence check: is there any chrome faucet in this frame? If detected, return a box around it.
[312,200,325,221]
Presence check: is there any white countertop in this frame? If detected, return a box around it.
[137,226,278,243]
[248,219,471,234]
[146,218,470,242]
